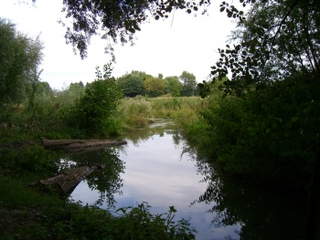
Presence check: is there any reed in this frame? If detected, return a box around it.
[148,96,203,124]
[118,97,154,128]
[118,96,204,129]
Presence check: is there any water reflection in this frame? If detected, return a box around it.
[124,119,176,146]
[183,143,307,240]
[64,119,306,239]
[61,147,125,207]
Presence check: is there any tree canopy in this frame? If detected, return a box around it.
[143,76,166,97]
[0,18,43,120]
[199,1,320,239]
[212,0,320,95]
[58,0,211,59]
[116,71,150,97]
[164,76,182,97]
[180,71,197,96]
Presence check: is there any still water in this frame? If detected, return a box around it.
[63,119,306,240]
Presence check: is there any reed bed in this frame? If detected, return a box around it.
[118,97,154,128]
[118,96,204,129]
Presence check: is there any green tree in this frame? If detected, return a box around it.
[0,18,43,120]
[164,76,182,97]
[205,1,320,239]
[143,77,166,97]
[66,65,123,138]
[212,0,320,95]
[78,79,122,137]
[116,72,145,97]
[179,71,197,96]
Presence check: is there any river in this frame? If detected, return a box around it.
[62,119,306,240]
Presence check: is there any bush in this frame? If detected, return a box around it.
[64,79,123,138]
[47,202,196,240]
[0,145,59,178]
[198,77,320,191]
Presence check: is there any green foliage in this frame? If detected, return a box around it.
[55,81,85,107]
[117,96,203,129]
[24,80,57,132]
[180,116,212,157]
[199,76,320,190]
[95,62,113,80]
[0,145,59,178]
[212,0,320,96]
[116,71,147,97]
[59,0,208,59]
[65,78,123,138]
[149,97,203,120]
[164,76,182,97]
[0,18,43,121]
[119,97,154,128]
[0,196,195,239]
[0,173,59,209]
[112,202,196,240]
[144,77,166,97]
[187,0,320,194]
[179,71,197,97]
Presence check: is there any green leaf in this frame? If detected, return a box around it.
[286,121,293,128]
[169,206,177,213]
[291,117,299,122]
[247,127,254,132]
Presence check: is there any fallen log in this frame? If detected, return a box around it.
[41,138,127,153]
[29,165,104,195]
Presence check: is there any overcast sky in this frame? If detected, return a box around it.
[0,0,240,90]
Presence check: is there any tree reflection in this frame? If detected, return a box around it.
[125,120,176,146]
[61,147,125,208]
[181,140,307,240]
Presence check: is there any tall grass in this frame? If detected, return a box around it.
[118,96,204,129]
[118,97,154,129]
[149,96,203,119]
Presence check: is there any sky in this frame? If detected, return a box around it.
[0,0,240,90]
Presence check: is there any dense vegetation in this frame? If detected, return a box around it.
[1,0,320,238]
[184,0,320,238]
[116,70,198,98]
[0,18,201,239]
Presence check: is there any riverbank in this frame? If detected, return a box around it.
[0,139,196,240]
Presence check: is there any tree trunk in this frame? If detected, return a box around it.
[41,138,127,153]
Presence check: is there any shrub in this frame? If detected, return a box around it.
[199,77,320,191]
[0,145,59,178]
[65,79,123,138]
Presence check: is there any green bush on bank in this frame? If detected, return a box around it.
[194,77,320,191]
[0,145,59,178]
